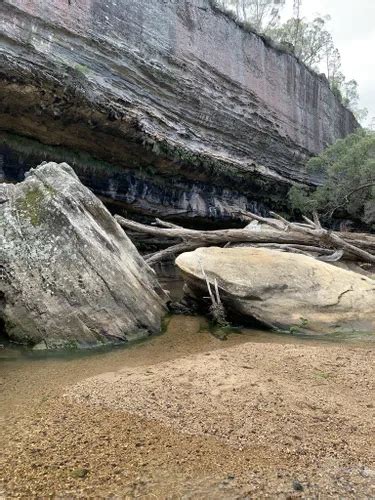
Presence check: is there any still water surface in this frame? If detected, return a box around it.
[1,273,374,416]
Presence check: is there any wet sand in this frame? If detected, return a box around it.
[1,315,374,498]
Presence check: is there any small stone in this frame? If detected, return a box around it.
[292,480,304,491]
[360,467,375,478]
[71,468,89,479]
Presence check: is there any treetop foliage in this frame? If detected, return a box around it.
[288,129,375,228]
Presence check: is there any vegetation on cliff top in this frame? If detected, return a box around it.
[210,0,367,121]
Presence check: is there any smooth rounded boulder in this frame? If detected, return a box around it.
[0,162,166,349]
[176,247,375,334]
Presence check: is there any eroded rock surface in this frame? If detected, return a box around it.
[0,162,166,348]
[176,247,375,334]
[0,0,358,220]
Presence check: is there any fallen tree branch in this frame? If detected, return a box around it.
[114,213,375,265]
[328,181,375,218]
[273,210,375,263]
[240,210,375,263]
[145,242,200,266]
[237,243,344,260]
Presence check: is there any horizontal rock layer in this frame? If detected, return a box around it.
[0,0,358,220]
[0,134,276,222]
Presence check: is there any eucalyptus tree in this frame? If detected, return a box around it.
[272,15,333,69]
[216,0,285,33]
[289,129,375,227]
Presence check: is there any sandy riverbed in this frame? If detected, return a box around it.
[1,315,374,498]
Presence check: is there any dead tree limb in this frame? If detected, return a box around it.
[269,210,375,263]
[145,242,200,266]
[200,262,228,328]
[240,210,375,263]
[114,214,375,265]
[237,243,344,260]
[328,181,375,218]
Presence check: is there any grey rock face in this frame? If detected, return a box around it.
[0,139,271,221]
[0,162,166,348]
[0,0,358,221]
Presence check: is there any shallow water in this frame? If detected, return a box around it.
[1,313,373,363]
[0,315,271,422]
[1,314,373,411]
[1,271,374,417]
[1,269,374,364]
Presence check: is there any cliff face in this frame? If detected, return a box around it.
[0,0,358,221]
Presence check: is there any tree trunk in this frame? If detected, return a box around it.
[114,212,375,266]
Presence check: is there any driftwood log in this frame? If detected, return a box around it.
[114,212,375,266]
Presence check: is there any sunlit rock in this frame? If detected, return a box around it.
[176,247,375,334]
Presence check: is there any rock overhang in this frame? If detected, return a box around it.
[0,0,358,220]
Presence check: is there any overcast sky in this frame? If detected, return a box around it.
[283,0,375,125]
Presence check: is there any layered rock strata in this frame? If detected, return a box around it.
[0,0,358,220]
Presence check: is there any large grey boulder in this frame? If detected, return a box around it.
[176,247,375,334]
[0,162,166,348]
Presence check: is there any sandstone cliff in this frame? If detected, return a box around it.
[0,0,358,221]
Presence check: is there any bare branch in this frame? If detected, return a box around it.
[239,210,283,230]
[115,213,375,265]
[145,242,199,265]
[318,249,344,262]
[153,219,183,229]
[200,262,228,328]
[329,181,375,218]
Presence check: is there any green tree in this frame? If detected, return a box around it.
[268,12,367,118]
[341,80,368,121]
[325,46,343,87]
[271,15,333,69]
[289,129,375,228]
[241,0,285,32]
[215,0,285,32]
[325,46,367,121]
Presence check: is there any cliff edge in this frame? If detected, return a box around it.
[0,0,358,220]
